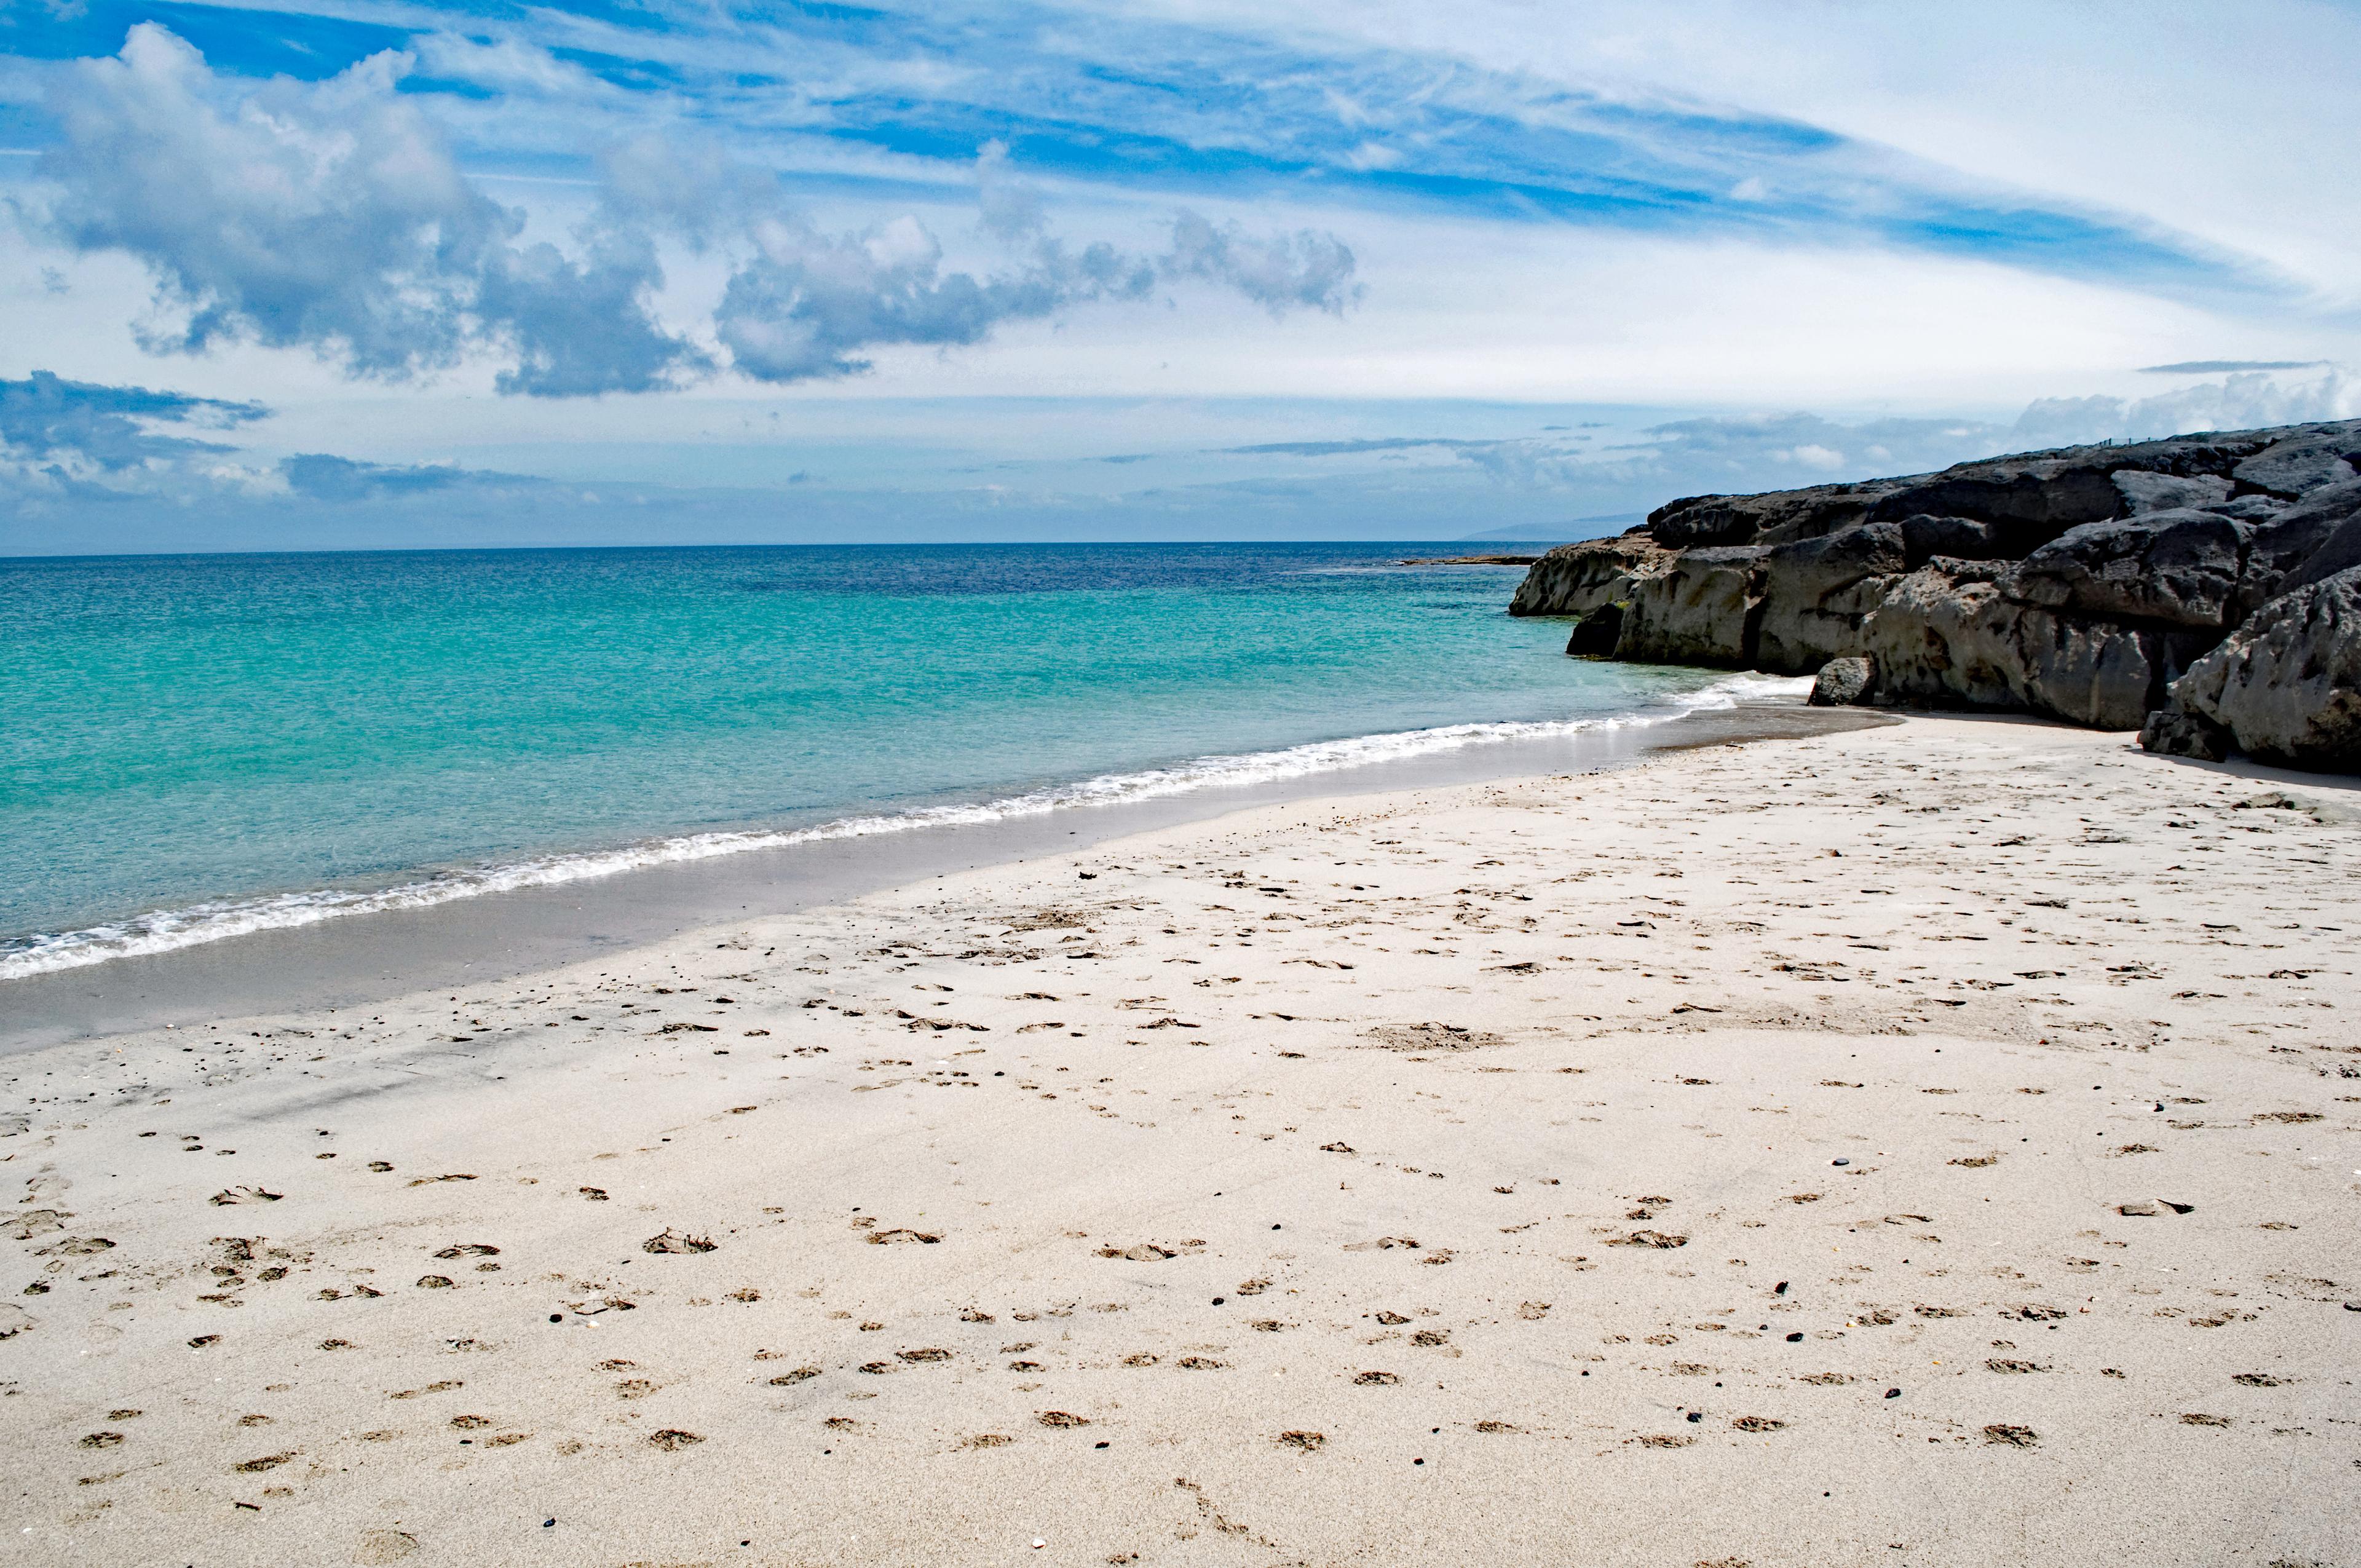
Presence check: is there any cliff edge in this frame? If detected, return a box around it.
[1508,420,2361,771]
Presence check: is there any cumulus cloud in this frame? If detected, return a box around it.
[38,25,702,397]
[625,137,1342,384]
[2012,366,2355,446]
[1163,210,1361,315]
[716,213,1064,383]
[31,31,1364,398]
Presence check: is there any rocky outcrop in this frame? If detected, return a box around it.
[1754,521,1905,673]
[1507,534,1670,621]
[1509,419,2361,770]
[1616,546,1763,666]
[2140,567,2361,770]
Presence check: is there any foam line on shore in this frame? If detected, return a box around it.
[0,673,1808,979]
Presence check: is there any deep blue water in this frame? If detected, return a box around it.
[0,542,1748,974]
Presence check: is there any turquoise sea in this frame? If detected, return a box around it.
[1,543,1773,977]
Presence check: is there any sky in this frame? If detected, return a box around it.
[3,0,2359,553]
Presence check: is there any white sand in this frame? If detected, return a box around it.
[4,714,2357,1567]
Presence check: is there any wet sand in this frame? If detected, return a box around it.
[3,713,2357,1567]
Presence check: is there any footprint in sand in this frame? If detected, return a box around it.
[643,1230,717,1254]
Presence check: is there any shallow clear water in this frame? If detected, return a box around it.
[1,542,1747,974]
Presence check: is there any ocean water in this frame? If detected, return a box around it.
[1,543,1774,978]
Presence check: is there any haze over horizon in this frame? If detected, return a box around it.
[5,0,2359,553]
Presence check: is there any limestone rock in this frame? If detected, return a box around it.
[1808,655,1875,707]
[1508,535,1671,617]
[2231,428,2361,499]
[1565,604,1623,656]
[1898,513,2008,565]
[1647,483,1901,550]
[1499,417,2361,759]
[2272,478,2361,593]
[1859,566,2189,730]
[1754,521,1905,673]
[1867,462,2126,556]
[2157,566,2361,769]
[2002,509,2245,630]
[2114,470,2232,513]
[2136,707,2231,763]
[1614,547,1763,666]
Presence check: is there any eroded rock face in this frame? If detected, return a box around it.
[2003,509,2247,630]
[2232,429,2361,499]
[1507,535,1671,618]
[2269,479,2361,594]
[1647,483,1899,550]
[2154,567,2361,769]
[1614,547,1763,666]
[1507,419,2361,768]
[2114,470,2232,514]
[1754,522,1905,674]
[1857,566,2189,730]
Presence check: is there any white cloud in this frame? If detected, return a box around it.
[25,33,1364,398]
[36,25,698,395]
[2012,366,2356,447]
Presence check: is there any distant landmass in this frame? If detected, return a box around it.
[1457,513,1642,542]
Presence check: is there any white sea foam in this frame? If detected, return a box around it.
[0,673,1809,980]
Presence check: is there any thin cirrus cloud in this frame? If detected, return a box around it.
[25,23,1364,398]
[0,369,516,505]
[2137,360,2327,374]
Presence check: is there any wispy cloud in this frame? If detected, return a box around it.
[2138,359,2326,374]
[1220,436,1485,456]
[0,370,265,471]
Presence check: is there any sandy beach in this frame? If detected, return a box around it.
[4,712,2356,1568]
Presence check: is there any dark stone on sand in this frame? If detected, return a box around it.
[1808,656,1875,708]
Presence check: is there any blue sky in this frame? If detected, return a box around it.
[2,0,2358,552]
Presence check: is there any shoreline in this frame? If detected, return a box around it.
[3,711,2354,1566]
[0,686,1874,1053]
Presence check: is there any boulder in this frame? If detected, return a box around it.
[2269,478,2361,593]
[2114,470,2231,513]
[1614,547,1763,666]
[2231,427,2361,499]
[1753,521,1906,673]
[1899,513,2008,566]
[1648,481,1905,549]
[2153,566,2361,769]
[1859,565,2190,730]
[2136,707,2231,763]
[2002,509,2245,630]
[1508,535,1671,617]
[1868,461,2125,557]
[1808,655,1875,707]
